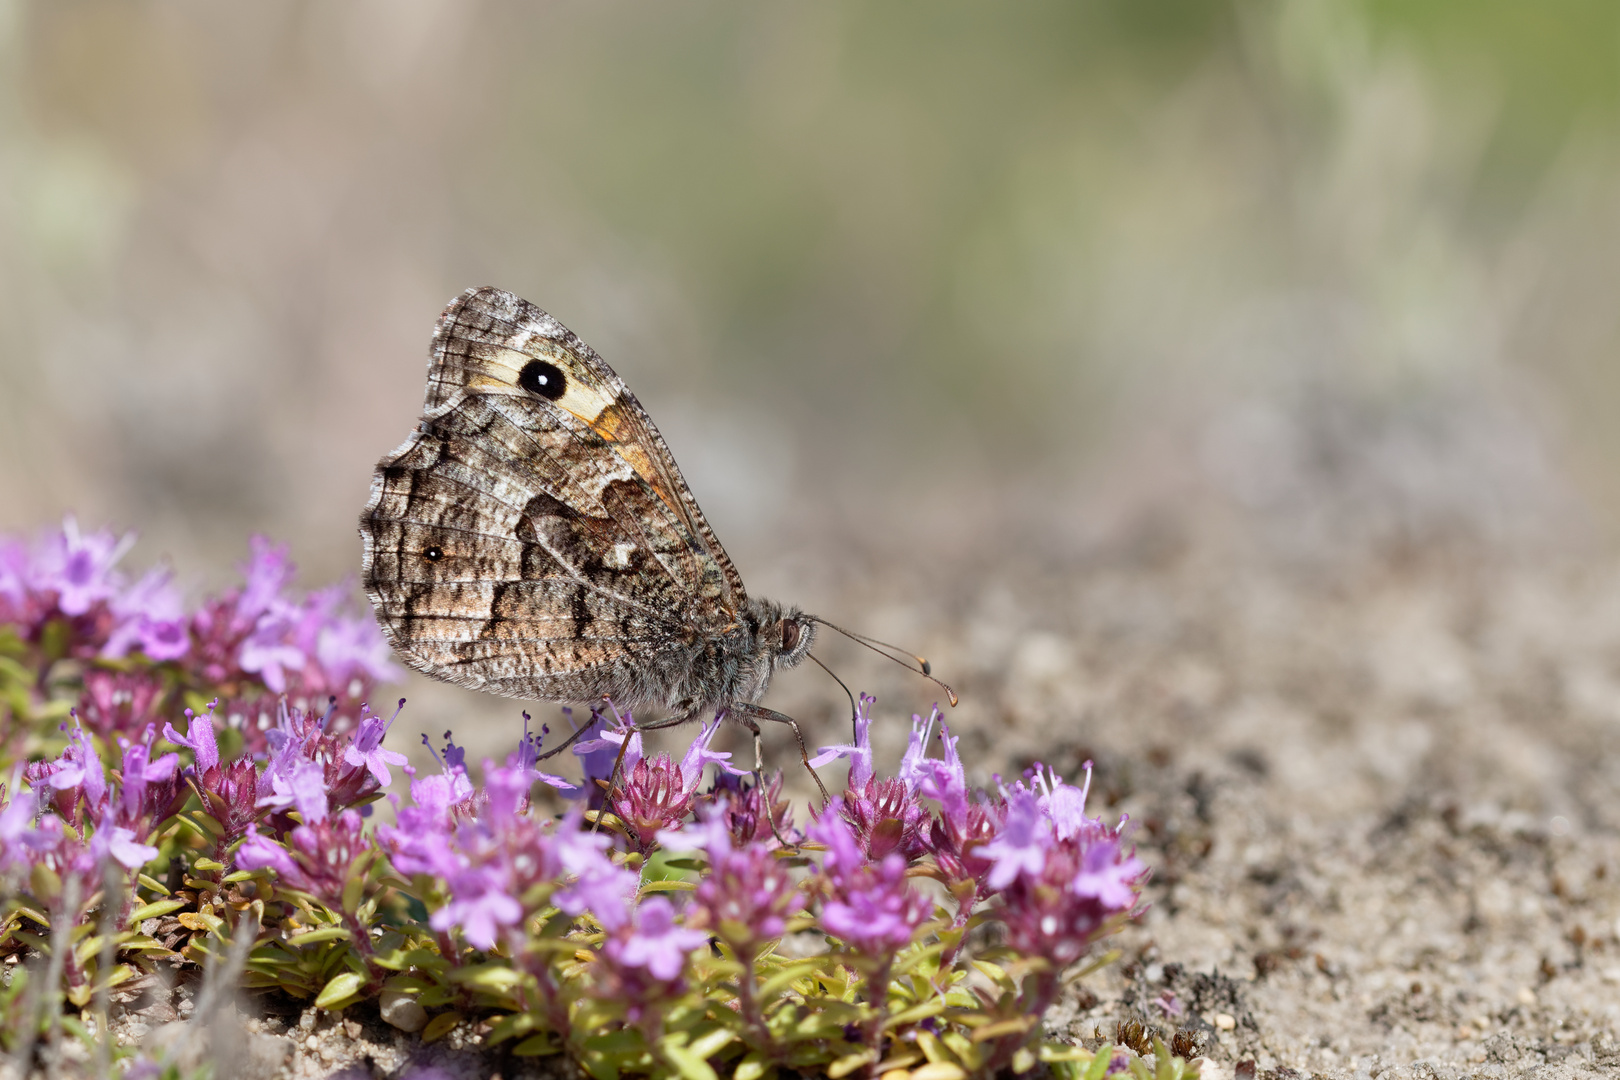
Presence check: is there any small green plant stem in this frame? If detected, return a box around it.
[523,952,572,1036]
[731,943,776,1055]
[981,967,1063,1076]
[937,879,981,968]
[858,953,895,1079]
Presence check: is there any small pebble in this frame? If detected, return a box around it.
[379,989,429,1033]
[1517,987,1537,1006]
[1214,1013,1236,1031]
[304,1035,319,1051]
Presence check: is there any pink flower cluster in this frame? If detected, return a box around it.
[364,696,1147,1000]
[0,518,400,748]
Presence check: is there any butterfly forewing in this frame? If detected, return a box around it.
[426,288,746,603]
[361,287,744,704]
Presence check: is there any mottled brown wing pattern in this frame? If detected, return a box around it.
[359,287,742,704]
[426,287,746,604]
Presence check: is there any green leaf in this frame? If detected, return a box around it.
[135,874,170,896]
[484,1013,535,1047]
[886,997,948,1029]
[826,1049,877,1079]
[340,850,376,912]
[685,1027,736,1060]
[638,878,697,896]
[660,1040,719,1080]
[513,1033,563,1057]
[286,926,352,947]
[661,857,705,872]
[126,899,187,925]
[1082,1046,1115,1080]
[422,1011,462,1042]
[446,963,521,991]
[314,970,367,1010]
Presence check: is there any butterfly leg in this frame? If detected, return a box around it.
[730,703,833,810]
[721,709,801,850]
[533,714,605,762]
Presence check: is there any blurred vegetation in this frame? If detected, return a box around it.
[1,0,1618,582]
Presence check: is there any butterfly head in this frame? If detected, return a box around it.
[773,608,817,671]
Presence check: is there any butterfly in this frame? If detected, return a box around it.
[359,287,950,795]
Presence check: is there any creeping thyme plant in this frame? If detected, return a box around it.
[0,519,1198,1080]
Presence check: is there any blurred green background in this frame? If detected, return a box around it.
[1,0,1617,591]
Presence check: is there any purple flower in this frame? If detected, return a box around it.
[979,789,1052,889]
[78,669,167,739]
[258,756,329,824]
[33,516,134,617]
[994,826,1147,967]
[572,702,638,793]
[505,713,575,791]
[36,714,107,821]
[432,863,523,951]
[0,539,27,614]
[234,828,301,879]
[553,822,638,930]
[0,774,49,873]
[812,696,929,861]
[807,694,876,789]
[681,715,745,780]
[602,896,708,981]
[598,715,733,847]
[1153,989,1183,1018]
[809,812,931,957]
[234,810,372,910]
[707,770,800,849]
[378,778,463,880]
[235,536,296,628]
[1025,762,1095,841]
[316,613,402,688]
[162,706,220,773]
[238,620,305,695]
[664,808,805,949]
[1070,836,1147,910]
[907,711,972,834]
[342,699,410,787]
[896,708,937,790]
[117,726,181,822]
[104,565,190,661]
[93,824,159,870]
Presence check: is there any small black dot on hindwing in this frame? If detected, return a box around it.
[424,546,444,561]
[518,359,567,400]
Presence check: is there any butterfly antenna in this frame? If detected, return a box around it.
[811,618,958,707]
[808,653,859,734]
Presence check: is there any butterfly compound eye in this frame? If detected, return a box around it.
[781,619,801,652]
[518,359,567,401]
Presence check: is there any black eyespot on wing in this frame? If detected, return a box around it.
[781,619,800,652]
[518,359,567,401]
[424,546,444,561]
